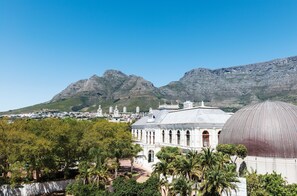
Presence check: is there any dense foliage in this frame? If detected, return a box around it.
[246,171,297,196]
[66,175,161,196]
[111,176,161,196]
[152,147,240,196]
[0,118,139,187]
[2,117,297,196]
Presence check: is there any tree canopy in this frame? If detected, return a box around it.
[0,118,136,186]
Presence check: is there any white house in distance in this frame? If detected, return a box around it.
[131,101,232,171]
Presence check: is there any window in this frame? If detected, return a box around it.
[169,130,172,143]
[140,130,142,141]
[148,150,154,163]
[203,130,210,147]
[137,130,139,139]
[186,130,190,146]
[218,130,221,141]
[162,130,165,143]
[149,132,151,144]
[146,132,148,143]
[153,132,155,144]
[177,130,180,145]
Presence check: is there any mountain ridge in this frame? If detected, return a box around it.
[3,55,297,114]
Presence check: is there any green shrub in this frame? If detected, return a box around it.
[66,181,109,196]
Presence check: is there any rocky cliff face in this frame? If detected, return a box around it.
[51,70,162,111]
[160,56,297,108]
[52,70,160,101]
[50,56,297,112]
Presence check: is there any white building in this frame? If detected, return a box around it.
[96,105,103,117]
[131,101,232,171]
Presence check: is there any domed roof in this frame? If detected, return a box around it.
[219,101,297,158]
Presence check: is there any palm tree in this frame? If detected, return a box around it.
[88,147,107,169]
[184,150,201,180]
[88,165,109,187]
[153,160,171,196]
[170,176,193,196]
[128,143,143,173]
[77,161,90,184]
[200,164,239,196]
[198,148,218,179]
[153,160,171,180]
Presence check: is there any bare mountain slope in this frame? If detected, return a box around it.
[50,70,162,111]
[160,56,297,108]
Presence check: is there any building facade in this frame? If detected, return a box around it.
[131,102,232,171]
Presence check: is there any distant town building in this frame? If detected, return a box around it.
[123,106,127,113]
[136,106,140,114]
[183,100,193,109]
[113,105,119,118]
[109,106,113,114]
[97,105,103,117]
[158,102,179,110]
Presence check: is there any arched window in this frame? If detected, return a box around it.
[177,130,180,145]
[186,130,190,146]
[148,150,154,163]
[162,130,165,143]
[169,130,172,143]
[203,130,210,147]
[153,132,155,144]
[218,130,221,141]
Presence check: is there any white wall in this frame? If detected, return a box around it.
[0,179,74,196]
[238,156,297,184]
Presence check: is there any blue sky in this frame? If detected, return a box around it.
[1,0,297,112]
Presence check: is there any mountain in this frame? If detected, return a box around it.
[48,70,162,112]
[160,56,297,110]
[3,56,297,114]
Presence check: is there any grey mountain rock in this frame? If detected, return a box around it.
[51,56,297,111]
[160,56,297,108]
[51,69,160,103]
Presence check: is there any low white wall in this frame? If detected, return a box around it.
[0,179,74,196]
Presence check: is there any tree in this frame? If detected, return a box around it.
[235,144,248,159]
[87,147,110,187]
[200,164,239,196]
[198,148,218,179]
[246,170,290,196]
[170,176,193,196]
[216,144,247,163]
[0,118,11,180]
[174,150,201,181]
[112,176,161,196]
[128,143,143,173]
[152,161,171,196]
[156,146,181,163]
